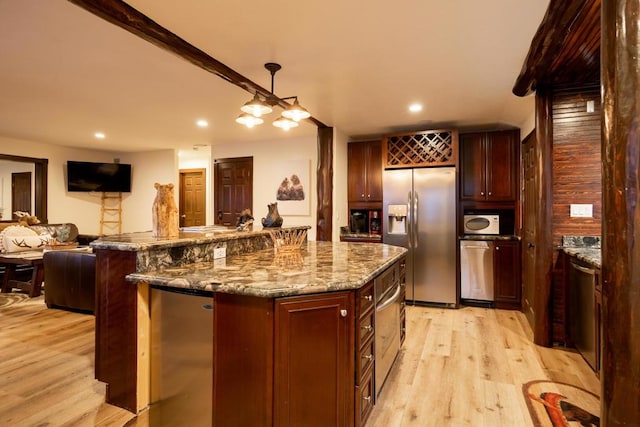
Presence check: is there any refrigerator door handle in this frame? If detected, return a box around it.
[407,191,413,248]
[413,191,419,249]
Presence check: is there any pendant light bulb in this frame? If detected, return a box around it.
[236,112,264,128]
[240,93,272,117]
[281,98,311,121]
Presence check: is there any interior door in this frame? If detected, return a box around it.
[11,171,31,217]
[522,131,537,328]
[179,168,206,227]
[214,157,253,226]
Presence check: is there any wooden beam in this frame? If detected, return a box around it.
[316,127,333,241]
[601,0,640,424]
[513,0,598,96]
[67,0,327,128]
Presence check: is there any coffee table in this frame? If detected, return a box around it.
[0,251,45,297]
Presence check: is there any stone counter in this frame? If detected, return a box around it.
[127,241,407,298]
[562,247,601,268]
[458,234,521,241]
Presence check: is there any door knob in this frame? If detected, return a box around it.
[528,242,535,248]
[180,214,186,218]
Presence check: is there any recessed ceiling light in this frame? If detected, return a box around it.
[196,119,208,128]
[409,103,423,113]
[94,132,105,139]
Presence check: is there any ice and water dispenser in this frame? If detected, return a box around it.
[387,204,408,234]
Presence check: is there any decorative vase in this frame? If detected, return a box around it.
[261,202,283,228]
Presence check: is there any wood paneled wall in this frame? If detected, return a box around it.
[552,83,602,247]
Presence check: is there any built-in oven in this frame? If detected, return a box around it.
[374,264,401,398]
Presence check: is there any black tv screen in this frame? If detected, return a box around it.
[67,161,132,192]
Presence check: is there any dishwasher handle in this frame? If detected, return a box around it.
[377,283,402,312]
[570,262,595,276]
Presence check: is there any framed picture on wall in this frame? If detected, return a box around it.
[269,159,310,216]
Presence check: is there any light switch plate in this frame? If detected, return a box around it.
[213,247,226,259]
[570,204,593,218]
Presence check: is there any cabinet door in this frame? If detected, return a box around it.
[348,142,367,202]
[493,241,521,310]
[366,141,383,202]
[486,130,517,201]
[459,133,486,200]
[275,292,354,427]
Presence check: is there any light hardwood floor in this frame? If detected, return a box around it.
[0,298,599,426]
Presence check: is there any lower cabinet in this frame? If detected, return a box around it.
[493,240,522,310]
[274,292,355,427]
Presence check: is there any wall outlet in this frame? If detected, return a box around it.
[570,204,593,218]
[213,247,226,259]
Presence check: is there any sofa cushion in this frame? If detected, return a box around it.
[31,223,79,243]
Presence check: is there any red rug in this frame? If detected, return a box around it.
[523,380,600,426]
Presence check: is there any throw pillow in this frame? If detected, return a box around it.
[0,225,50,253]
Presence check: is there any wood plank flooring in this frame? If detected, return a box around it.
[368,305,600,426]
[0,298,599,426]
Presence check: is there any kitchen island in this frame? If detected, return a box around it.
[91,227,406,426]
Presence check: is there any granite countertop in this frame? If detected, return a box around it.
[91,226,308,252]
[126,241,407,298]
[562,247,601,268]
[459,235,521,241]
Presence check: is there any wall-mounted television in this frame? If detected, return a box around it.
[67,161,132,193]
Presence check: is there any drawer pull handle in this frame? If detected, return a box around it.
[363,354,373,361]
[362,295,373,301]
[361,325,373,332]
[363,395,372,402]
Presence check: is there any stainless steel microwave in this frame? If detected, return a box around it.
[463,214,500,235]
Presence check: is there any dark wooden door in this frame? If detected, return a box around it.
[179,168,206,227]
[522,132,537,329]
[274,292,354,427]
[366,140,383,202]
[493,240,521,309]
[12,172,31,217]
[486,130,517,201]
[459,133,486,200]
[348,142,367,203]
[214,157,252,226]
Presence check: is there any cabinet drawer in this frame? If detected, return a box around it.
[358,310,375,347]
[355,367,375,427]
[357,335,375,382]
[400,310,406,346]
[356,281,374,317]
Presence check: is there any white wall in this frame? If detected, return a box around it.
[212,134,318,240]
[0,160,35,220]
[118,150,177,233]
[0,135,177,235]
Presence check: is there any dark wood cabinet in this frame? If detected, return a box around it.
[460,130,518,202]
[355,281,375,426]
[348,141,382,207]
[275,292,355,427]
[493,240,521,310]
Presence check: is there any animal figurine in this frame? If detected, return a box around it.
[152,183,179,238]
[236,209,254,231]
[14,211,40,226]
[261,202,283,228]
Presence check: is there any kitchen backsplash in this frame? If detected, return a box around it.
[562,235,601,248]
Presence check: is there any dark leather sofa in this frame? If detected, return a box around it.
[43,250,95,314]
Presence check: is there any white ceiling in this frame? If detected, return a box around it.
[0,0,549,153]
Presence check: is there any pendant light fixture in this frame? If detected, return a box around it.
[236,63,311,129]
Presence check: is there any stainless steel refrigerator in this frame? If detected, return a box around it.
[383,167,457,306]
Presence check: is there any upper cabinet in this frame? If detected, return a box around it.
[348,141,382,207]
[460,129,519,202]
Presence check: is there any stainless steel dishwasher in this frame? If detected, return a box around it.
[150,286,214,427]
[460,240,494,302]
[569,260,597,371]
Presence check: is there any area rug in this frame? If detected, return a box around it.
[0,292,43,308]
[523,380,600,426]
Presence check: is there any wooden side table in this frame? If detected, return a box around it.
[0,251,45,297]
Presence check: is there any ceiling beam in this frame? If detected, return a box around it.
[67,0,327,128]
[512,0,599,97]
